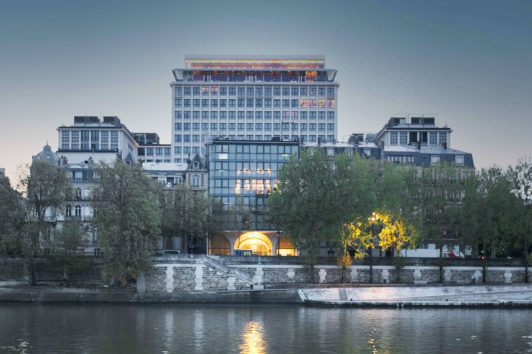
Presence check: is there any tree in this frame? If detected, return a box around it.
[45,221,88,281]
[162,182,225,254]
[268,150,346,279]
[91,160,161,284]
[20,160,72,285]
[508,157,532,282]
[0,174,25,255]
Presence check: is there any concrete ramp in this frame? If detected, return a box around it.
[300,285,532,307]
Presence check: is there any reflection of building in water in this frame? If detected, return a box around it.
[239,321,267,354]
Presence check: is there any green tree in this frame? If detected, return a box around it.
[0,174,25,255]
[91,160,161,284]
[508,157,532,282]
[20,160,72,285]
[162,183,225,254]
[45,221,88,281]
[268,150,346,279]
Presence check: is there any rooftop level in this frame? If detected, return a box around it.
[184,55,326,70]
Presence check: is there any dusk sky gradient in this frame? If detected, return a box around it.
[1,0,531,182]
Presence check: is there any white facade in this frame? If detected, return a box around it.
[57,116,138,164]
[170,55,339,163]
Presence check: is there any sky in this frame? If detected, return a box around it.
[1,0,531,182]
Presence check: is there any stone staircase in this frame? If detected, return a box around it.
[203,256,255,287]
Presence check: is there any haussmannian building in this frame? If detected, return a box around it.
[170,55,339,163]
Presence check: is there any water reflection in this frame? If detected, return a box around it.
[239,321,267,354]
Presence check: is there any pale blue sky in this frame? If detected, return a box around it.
[1,0,531,181]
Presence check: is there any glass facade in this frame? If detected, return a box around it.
[208,139,299,230]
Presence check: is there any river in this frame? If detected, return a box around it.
[0,304,530,353]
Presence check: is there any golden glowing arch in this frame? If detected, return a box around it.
[234,231,273,256]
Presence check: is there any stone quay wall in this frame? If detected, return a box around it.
[144,256,531,292]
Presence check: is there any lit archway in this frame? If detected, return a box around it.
[235,231,273,256]
[210,234,231,255]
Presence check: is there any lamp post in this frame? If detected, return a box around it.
[368,212,377,284]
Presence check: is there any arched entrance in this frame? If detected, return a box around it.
[234,231,273,256]
[209,234,231,255]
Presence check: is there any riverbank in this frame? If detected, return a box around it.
[1,284,531,307]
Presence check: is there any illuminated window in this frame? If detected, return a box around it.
[300,99,308,108]
[210,86,218,95]
[327,98,335,108]
[309,99,317,108]
[318,99,325,108]
[201,86,209,95]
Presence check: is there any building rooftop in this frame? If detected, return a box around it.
[183,55,326,70]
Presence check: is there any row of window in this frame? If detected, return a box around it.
[175,98,336,109]
[173,135,335,156]
[174,110,335,120]
[61,130,119,151]
[389,131,447,145]
[184,71,330,84]
[174,122,335,133]
[141,147,171,156]
[175,86,335,98]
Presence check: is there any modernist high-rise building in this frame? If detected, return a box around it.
[170,55,339,163]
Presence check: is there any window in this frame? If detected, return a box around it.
[291,99,298,108]
[291,87,299,96]
[255,111,262,119]
[229,111,236,119]
[318,123,325,131]
[429,132,437,145]
[291,111,298,119]
[318,111,325,119]
[156,148,163,155]
[220,86,227,95]
[300,87,308,95]
[256,87,263,96]
[229,123,236,131]
[264,111,272,119]
[193,111,200,119]
[327,98,335,108]
[202,99,208,107]
[300,111,307,119]
[318,99,325,108]
[282,122,290,130]
[183,123,191,131]
[400,132,407,145]
[175,98,182,107]
[201,86,209,95]
[246,111,253,119]
[309,111,316,119]
[210,111,218,119]
[309,123,316,131]
[265,87,272,96]
[175,86,183,96]
[211,99,218,107]
[274,111,281,119]
[174,146,181,153]
[61,131,70,150]
[175,111,182,119]
[184,111,191,119]
[219,123,227,130]
[238,123,245,130]
[282,87,290,95]
[309,99,317,108]
[211,123,218,130]
[282,99,289,108]
[246,123,253,130]
[220,111,227,119]
[238,99,245,107]
[455,155,464,166]
[174,122,182,131]
[187,86,194,95]
[273,87,281,96]
[71,130,79,150]
[210,86,218,95]
[327,87,335,98]
[300,123,307,131]
[229,87,236,95]
[229,99,236,107]
[238,86,245,96]
[273,123,281,131]
[183,135,191,142]
[390,132,398,145]
[184,99,191,107]
[309,87,317,96]
[201,123,208,130]
[110,131,118,150]
[318,87,326,96]
[238,111,245,119]
[193,135,199,142]
[431,155,440,165]
[174,134,181,142]
[255,99,263,108]
[219,99,226,107]
[282,111,290,119]
[75,205,81,217]
[193,99,200,107]
[101,130,108,150]
[439,132,447,144]
[65,205,72,217]
[292,123,298,131]
[255,123,262,130]
[327,123,334,131]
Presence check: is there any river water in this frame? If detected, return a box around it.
[0,304,530,353]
